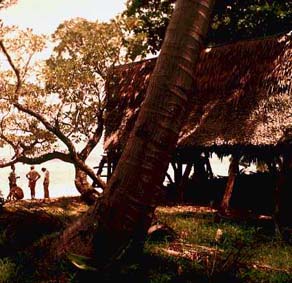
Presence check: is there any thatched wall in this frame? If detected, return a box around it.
[104,32,292,157]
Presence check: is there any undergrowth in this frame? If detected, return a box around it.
[0,200,290,282]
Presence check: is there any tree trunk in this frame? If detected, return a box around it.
[220,155,240,214]
[74,167,100,205]
[55,0,215,267]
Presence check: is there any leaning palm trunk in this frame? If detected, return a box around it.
[55,0,215,267]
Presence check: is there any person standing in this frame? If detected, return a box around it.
[41,167,50,201]
[7,164,22,201]
[8,164,19,190]
[26,166,40,200]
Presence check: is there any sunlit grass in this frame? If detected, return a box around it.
[144,205,292,283]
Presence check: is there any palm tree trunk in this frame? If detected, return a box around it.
[55,0,215,266]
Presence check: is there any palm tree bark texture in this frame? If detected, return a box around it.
[56,0,215,266]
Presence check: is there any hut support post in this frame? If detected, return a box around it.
[205,156,214,179]
[171,161,183,185]
[92,155,107,187]
[96,155,106,176]
[107,156,112,182]
[220,155,240,214]
[177,163,193,202]
[165,172,174,185]
[274,151,292,236]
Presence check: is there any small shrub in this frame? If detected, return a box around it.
[241,268,291,283]
[0,258,18,283]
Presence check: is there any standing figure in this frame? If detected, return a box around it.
[8,164,19,190]
[26,166,40,200]
[41,167,50,201]
[7,164,23,201]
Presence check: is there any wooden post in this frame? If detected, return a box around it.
[165,172,174,185]
[274,150,292,236]
[177,163,193,202]
[96,155,107,176]
[171,161,183,185]
[193,155,208,179]
[177,161,183,184]
[220,155,240,214]
[205,156,214,179]
[107,155,112,182]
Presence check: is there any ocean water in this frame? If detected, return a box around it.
[1,160,77,200]
[0,143,105,200]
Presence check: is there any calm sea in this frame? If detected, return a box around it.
[0,144,105,200]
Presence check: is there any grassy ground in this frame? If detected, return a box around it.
[0,197,291,282]
[146,206,291,283]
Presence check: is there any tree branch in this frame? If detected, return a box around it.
[0,40,21,93]
[79,110,104,160]
[0,151,72,168]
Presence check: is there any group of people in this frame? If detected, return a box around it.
[7,165,50,202]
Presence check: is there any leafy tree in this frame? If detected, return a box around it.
[125,0,292,54]
[0,15,148,202]
[0,18,135,201]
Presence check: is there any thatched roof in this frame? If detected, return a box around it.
[104,32,292,157]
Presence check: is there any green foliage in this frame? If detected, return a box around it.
[208,0,292,45]
[125,0,174,55]
[125,0,292,54]
[241,269,291,283]
[48,16,145,78]
[49,18,123,78]
[0,258,19,283]
[44,17,144,142]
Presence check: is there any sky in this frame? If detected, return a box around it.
[0,0,127,35]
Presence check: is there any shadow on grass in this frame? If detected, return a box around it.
[0,197,88,258]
